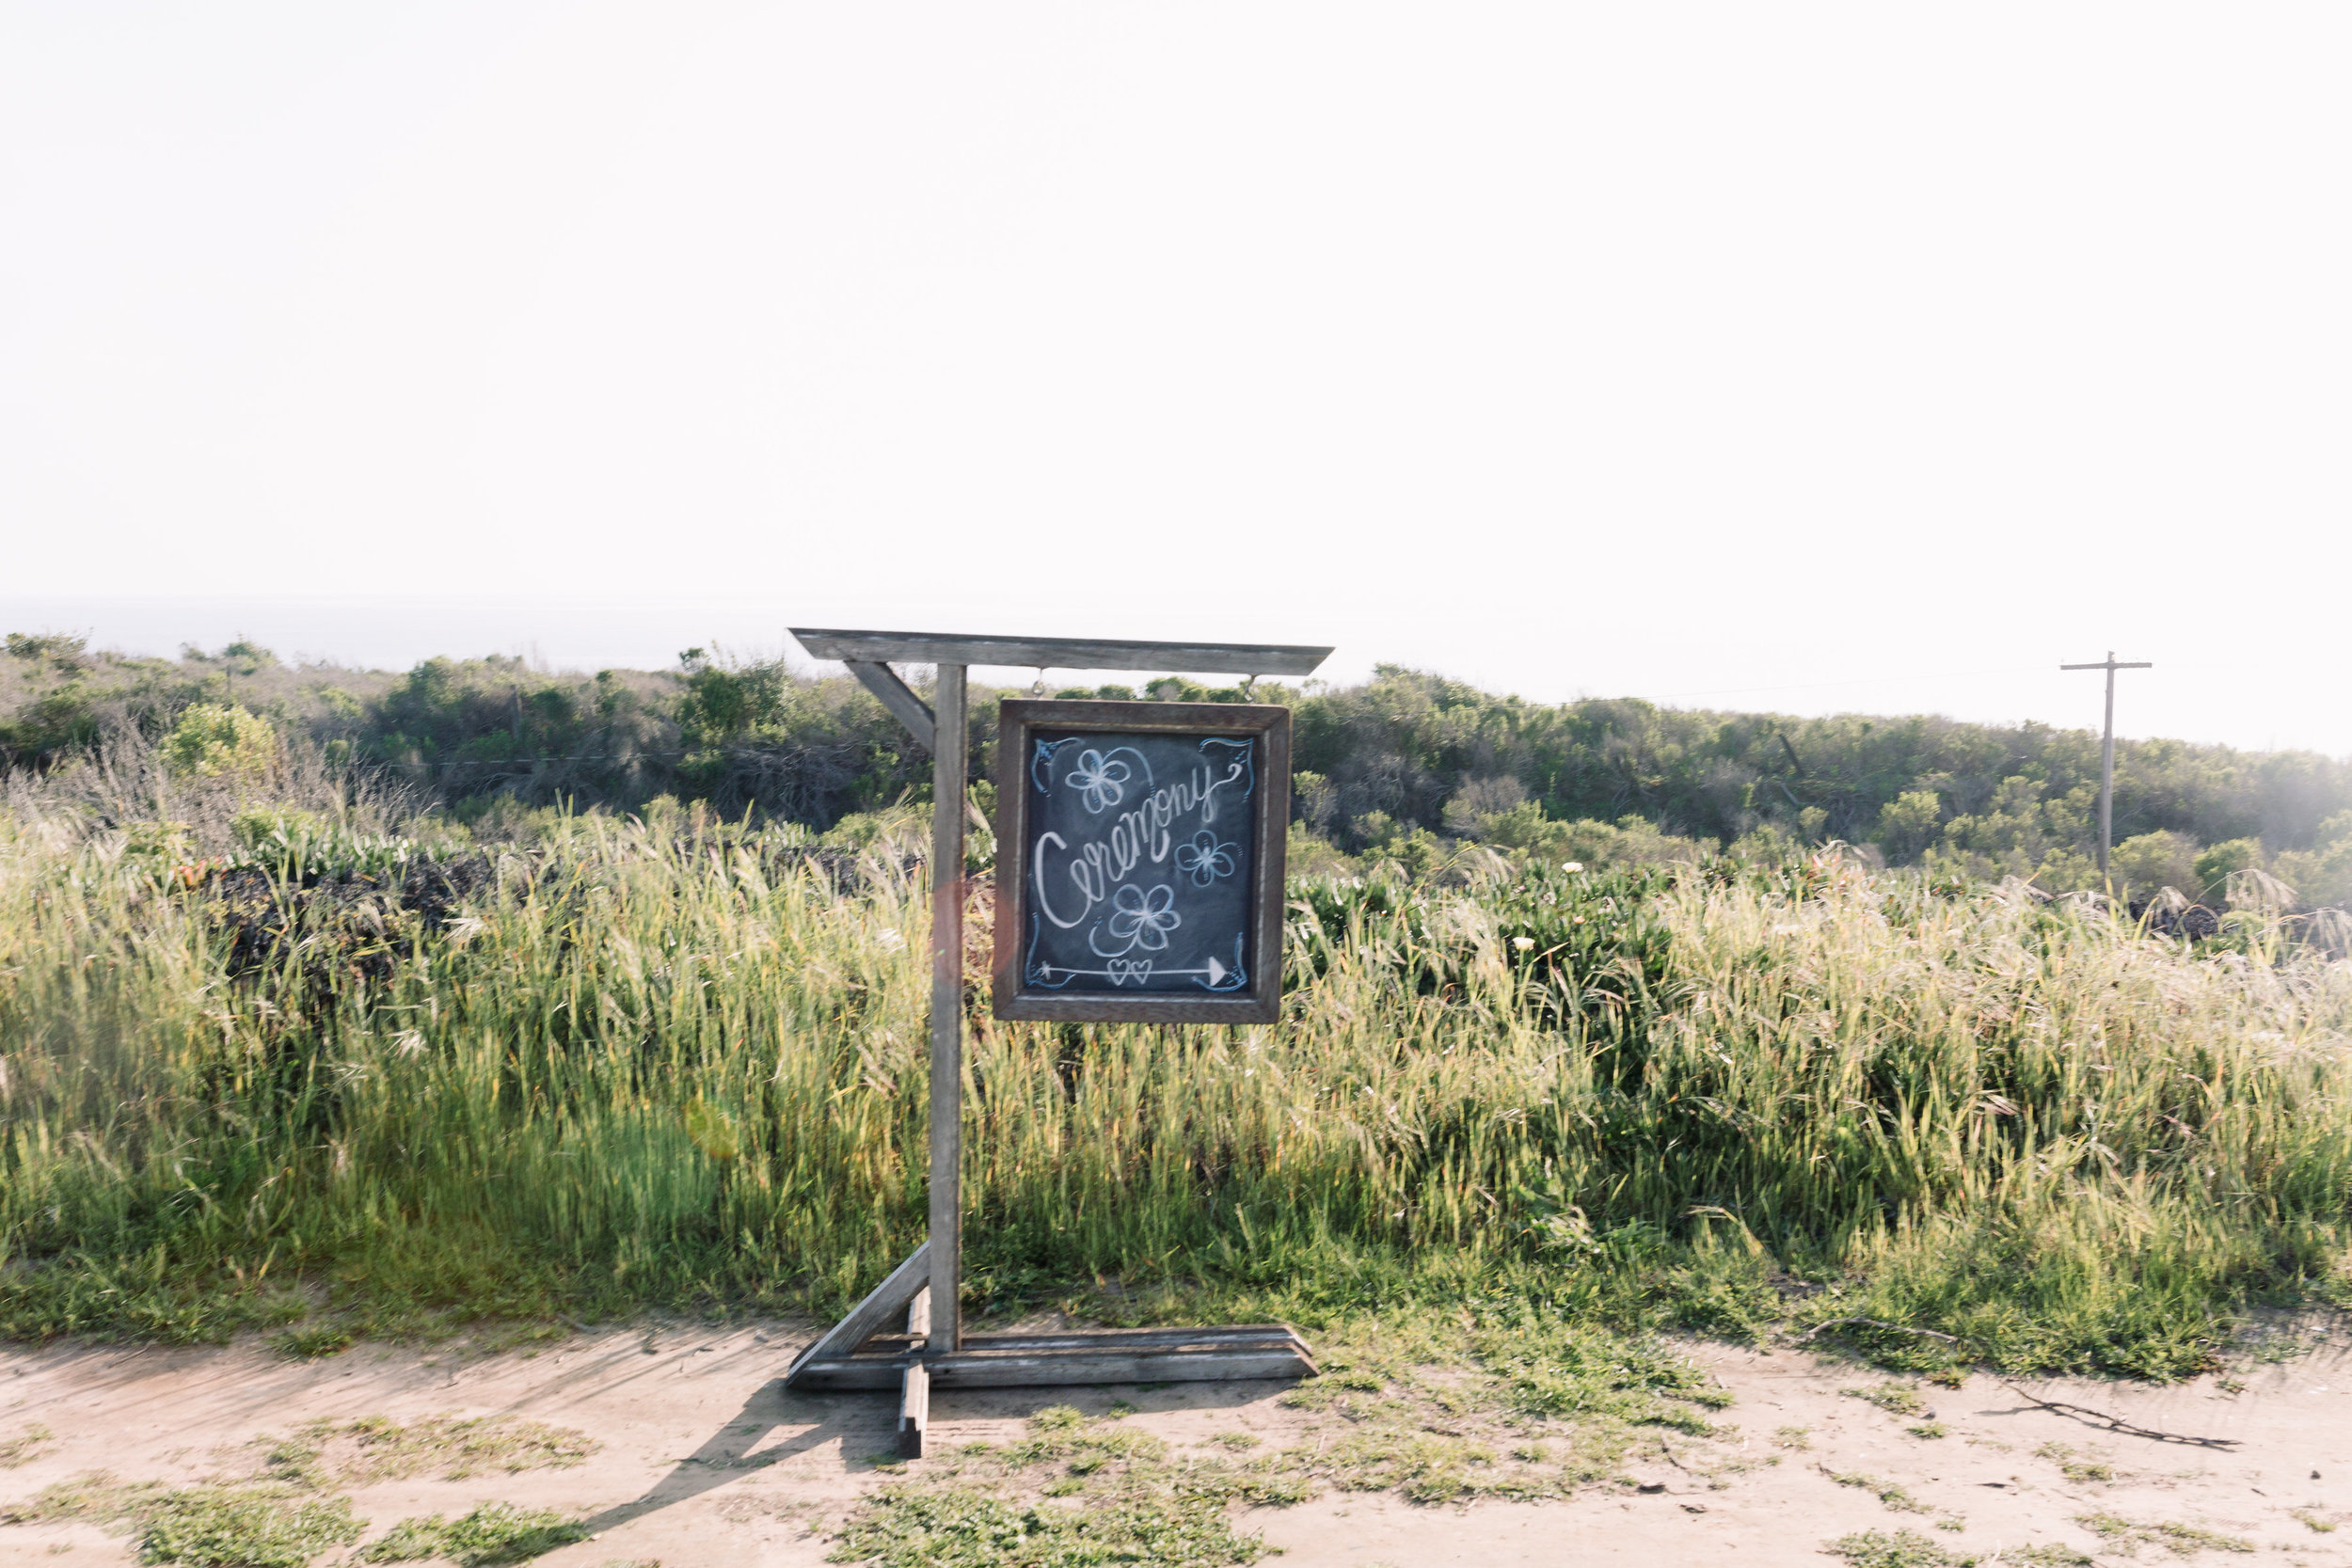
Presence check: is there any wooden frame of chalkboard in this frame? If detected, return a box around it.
[993,699,1291,1024]
[781,629,1329,1454]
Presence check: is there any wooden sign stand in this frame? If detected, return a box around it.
[782,629,1332,1457]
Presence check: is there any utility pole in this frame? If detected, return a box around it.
[2060,651,2153,879]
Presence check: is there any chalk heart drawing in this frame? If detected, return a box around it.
[1066,749,1132,813]
[1105,958,1153,987]
[1174,830,1237,888]
[1105,882,1181,952]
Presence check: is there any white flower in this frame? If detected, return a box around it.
[1174,830,1238,887]
[1511,935,1535,952]
[1563,861,1584,873]
[1067,749,1132,813]
[1106,882,1182,950]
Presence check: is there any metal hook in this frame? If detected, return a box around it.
[1033,668,1047,696]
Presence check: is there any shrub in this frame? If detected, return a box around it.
[1875,791,1946,863]
[2194,837,2266,899]
[162,704,279,784]
[2110,831,2201,902]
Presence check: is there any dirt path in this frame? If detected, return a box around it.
[4,1322,2347,1565]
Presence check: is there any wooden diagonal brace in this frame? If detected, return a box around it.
[784,1242,931,1386]
[846,659,936,752]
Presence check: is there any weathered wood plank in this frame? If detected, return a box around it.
[905,1286,931,1343]
[781,1242,930,1386]
[791,628,1332,678]
[793,1341,1317,1391]
[844,659,936,751]
[929,664,967,1354]
[850,1324,1304,1356]
[896,1361,930,1459]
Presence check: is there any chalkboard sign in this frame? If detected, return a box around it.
[993,700,1291,1023]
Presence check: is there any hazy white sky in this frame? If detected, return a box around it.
[5,5,2347,752]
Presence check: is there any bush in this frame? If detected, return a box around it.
[161,704,278,783]
[2193,837,2266,899]
[2275,812,2352,911]
[2109,831,2201,903]
[1874,791,1945,863]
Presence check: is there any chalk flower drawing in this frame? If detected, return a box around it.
[1106,882,1182,951]
[1067,749,1132,813]
[1175,830,1238,887]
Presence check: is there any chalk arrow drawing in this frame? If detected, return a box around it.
[1035,955,1228,987]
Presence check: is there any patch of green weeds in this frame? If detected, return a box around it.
[2010,1548,2095,1567]
[2075,1513,2254,1556]
[1472,1320,1729,1434]
[1844,1381,1928,1418]
[5,1470,365,1567]
[2035,1443,2116,1484]
[1321,1431,1499,1505]
[137,1486,363,1568]
[1207,1432,1260,1450]
[1823,1527,1976,1566]
[362,1504,588,1566]
[1828,1470,1931,1513]
[2293,1508,2337,1533]
[997,1405,1167,1475]
[1773,1424,1813,1450]
[1907,1422,1948,1439]
[0,1422,54,1467]
[269,1323,355,1360]
[827,1481,1263,1568]
[359,1514,454,1561]
[2,1471,169,1526]
[267,1413,598,1484]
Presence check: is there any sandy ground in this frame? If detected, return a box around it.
[4,1320,2349,1566]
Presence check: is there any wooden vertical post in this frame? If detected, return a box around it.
[2062,653,2151,884]
[928,663,967,1354]
[2098,654,2117,877]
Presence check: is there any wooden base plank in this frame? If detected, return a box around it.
[897,1361,930,1458]
[790,1324,1317,1392]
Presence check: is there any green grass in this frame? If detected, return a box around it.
[4,800,2351,1377]
[358,1503,588,1565]
[828,1482,1263,1568]
[0,1421,53,1467]
[261,1413,599,1486]
[1845,1381,1930,1418]
[3,1474,363,1568]
[1824,1528,1976,1567]
[2075,1513,2254,1556]
[1828,1470,1931,1513]
[2035,1442,2116,1484]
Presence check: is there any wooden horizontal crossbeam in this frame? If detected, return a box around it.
[790,628,1332,678]
[790,1323,1317,1391]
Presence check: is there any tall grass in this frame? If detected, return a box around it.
[2,803,2347,1376]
